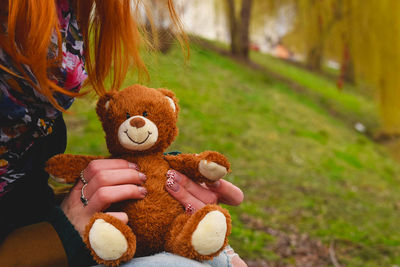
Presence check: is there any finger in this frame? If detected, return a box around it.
[87,184,147,212]
[231,255,248,267]
[84,169,146,198]
[106,212,129,224]
[167,170,218,205]
[208,179,244,206]
[69,179,86,197]
[224,246,248,267]
[165,177,205,211]
[83,159,139,183]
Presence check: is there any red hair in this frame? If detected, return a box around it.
[0,0,187,110]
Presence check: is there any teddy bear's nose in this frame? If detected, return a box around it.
[130,117,146,128]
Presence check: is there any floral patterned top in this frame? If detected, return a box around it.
[0,0,87,197]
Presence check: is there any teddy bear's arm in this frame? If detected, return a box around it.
[45,154,105,183]
[164,151,231,184]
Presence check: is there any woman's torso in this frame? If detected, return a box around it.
[0,0,87,236]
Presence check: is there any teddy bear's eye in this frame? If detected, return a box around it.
[126,112,131,119]
[142,111,148,117]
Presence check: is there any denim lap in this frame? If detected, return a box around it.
[93,248,233,267]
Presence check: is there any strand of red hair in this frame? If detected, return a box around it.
[0,0,188,111]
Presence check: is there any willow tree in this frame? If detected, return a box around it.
[322,1,355,88]
[325,0,400,133]
[144,0,188,53]
[346,1,400,134]
[282,0,346,71]
[213,0,281,59]
[284,0,400,133]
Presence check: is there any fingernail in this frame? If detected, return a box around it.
[208,181,221,189]
[138,172,147,182]
[166,178,179,192]
[185,203,196,215]
[167,170,181,183]
[138,186,147,196]
[128,162,139,170]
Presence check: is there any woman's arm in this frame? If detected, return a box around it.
[0,157,146,267]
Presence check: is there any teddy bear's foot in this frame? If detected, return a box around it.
[165,205,231,261]
[84,213,136,266]
[191,209,228,255]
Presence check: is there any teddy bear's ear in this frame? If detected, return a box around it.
[158,88,178,114]
[96,91,117,118]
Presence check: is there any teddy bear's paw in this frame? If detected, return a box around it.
[48,174,66,183]
[89,219,129,261]
[85,213,136,266]
[199,160,228,181]
[191,210,228,255]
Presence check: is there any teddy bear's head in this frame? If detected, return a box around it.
[96,85,179,155]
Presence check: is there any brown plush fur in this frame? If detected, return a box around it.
[164,151,231,184]
[46,155,104,183]
[164,205,232,261]
[46,84,232,266]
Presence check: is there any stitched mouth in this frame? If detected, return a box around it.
[124,130,152,145]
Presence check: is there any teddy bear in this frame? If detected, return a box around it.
[45,84,232,266]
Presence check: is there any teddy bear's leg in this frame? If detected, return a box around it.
[84,213,136,266]
[164,205,231,261]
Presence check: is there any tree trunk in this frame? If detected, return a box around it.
[337,43,355,90]
[238,0,253,59]
[226,0,238,55]
[306,6,324,71]
[306,45,323,71]
[344,57,355,83]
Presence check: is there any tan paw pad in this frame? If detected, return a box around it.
[191,211,227,255]
[89,219,128,260]
[199,160,228,181]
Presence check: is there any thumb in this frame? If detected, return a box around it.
[105,212,129,224]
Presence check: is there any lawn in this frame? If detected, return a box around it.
[63,43,400,266]
[250,52,380,134]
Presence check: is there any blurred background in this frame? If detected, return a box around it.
[61,1,400,266]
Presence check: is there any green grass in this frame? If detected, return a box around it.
[250,52,380,132]
[65,44,400,266]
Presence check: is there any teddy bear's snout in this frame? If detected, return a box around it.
[130,117,146,128]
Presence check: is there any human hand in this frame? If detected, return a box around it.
[61,159,147,237]
[164,169,244,211]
